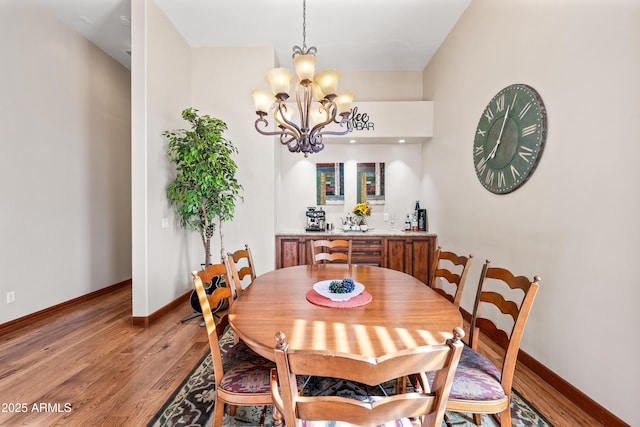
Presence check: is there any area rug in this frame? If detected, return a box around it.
[148,331,553,427]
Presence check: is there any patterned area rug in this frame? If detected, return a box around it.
[148,331,553,427]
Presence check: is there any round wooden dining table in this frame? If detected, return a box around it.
[228,264,463,361]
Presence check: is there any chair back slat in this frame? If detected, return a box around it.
[272,328,464,427]
[227,244,257,296]
[469,260,540,392]
[309,239,352,265]
[429,247,473,307]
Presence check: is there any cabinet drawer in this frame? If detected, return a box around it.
[352,238,383,250]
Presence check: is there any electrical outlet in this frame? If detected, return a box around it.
[6,291,15,304]
[161,218,169,229]
[383,213,390,221]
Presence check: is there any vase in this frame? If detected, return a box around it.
[357,216,368,232]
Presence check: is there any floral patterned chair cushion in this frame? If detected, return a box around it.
[220,340,305,394]
[447,345,506,401]
[296,419,414,427]
[220,340,275,394]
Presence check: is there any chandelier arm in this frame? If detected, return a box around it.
[308,103,336,136]
[333,113,348,124]
[279,133,297,145]
[308,132,324,153]
[312,118,354,138]
[287,140,302,153]
[295,83,313,136]
[274,102,303,138]
[254,117,298,140]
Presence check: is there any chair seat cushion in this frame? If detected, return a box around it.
[297,419,414,427]
[220,340,274,394]
[448,345,505,401]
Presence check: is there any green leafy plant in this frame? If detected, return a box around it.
[163,108,242,266]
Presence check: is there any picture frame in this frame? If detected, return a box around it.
[356,162,385,204]
[316,163,345,205]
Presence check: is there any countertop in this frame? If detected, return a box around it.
[276,229,436,237]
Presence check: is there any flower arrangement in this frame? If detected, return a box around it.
[352,202,371,217]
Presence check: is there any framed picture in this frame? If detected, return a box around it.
[356,162,385,204]
[316,163,344,205]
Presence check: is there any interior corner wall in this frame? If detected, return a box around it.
[421,0,639,424]
[133,3,279,314]
[132,0,195,316]
[0,0,131,324]
[190,47,277,275]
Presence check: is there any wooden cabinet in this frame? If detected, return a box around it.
[351,237,384,266]
[275,233,436,284]
[384,236,434,284]
[275,236,309,268]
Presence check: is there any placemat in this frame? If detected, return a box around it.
[306,289,372,308]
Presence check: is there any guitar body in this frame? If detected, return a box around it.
[190,274,229,314]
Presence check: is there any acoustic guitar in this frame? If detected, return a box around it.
[190,274,229,314]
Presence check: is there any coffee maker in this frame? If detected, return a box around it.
[305,207,326,232]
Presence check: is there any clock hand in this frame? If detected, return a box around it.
[487,142,499,160]
[489,105,510,159]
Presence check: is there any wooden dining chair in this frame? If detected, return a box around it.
[191,262,231,317]
[428,246,442,287]
[192,268,274,426]
[227,244,256,288]
[271,328,465,427]
[309,239,352,264]
[224,255,245,304]
[429,247,473,307]
[445,260,540,427]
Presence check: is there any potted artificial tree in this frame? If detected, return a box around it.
[163,107,242,267]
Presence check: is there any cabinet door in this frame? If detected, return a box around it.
[410,239,432,284]
[276,237,306,268]
[385,236,436,284]
[386,238,409,274]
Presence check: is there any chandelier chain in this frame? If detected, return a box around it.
[302,0,307,52]
[292,0,316,57]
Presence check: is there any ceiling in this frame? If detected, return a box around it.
[37,0,471,72]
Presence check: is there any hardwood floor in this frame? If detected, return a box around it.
[0,285,601,426]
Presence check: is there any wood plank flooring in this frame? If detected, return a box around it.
[0,285,600,426]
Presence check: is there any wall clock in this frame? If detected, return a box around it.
[473,84,547,194]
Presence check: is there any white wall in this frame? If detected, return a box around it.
[132,0,194,316]
[0,0,131,324]
[132,1,277,315]
[276,143,423,232]
[422,0,639,424]
[191,47,276,275]
[339,71,424,101]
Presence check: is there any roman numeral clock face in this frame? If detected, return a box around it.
[473,84,547,194]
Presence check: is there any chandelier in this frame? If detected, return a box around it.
[251,0,354,157]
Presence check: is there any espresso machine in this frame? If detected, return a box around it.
[305,207,326,232]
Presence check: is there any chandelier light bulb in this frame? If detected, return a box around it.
[335,92,355,115]
[314,69,340,98]
[312,82,325,101]
[292,54,317,83]
[266,68,293,96]
[252,89,273,114]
